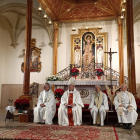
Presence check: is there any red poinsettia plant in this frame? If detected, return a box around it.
[70,68,79,76]
[14,99,30,110]
[54,88,64,100]
[136,98,140,113]
[94,68,104,76]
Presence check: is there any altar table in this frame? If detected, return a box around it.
[48,80,118,104]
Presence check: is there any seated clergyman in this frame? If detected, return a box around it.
[89,85,109,126]
[114,83,138,129]
[34,83,56,124]
[58,77,84,126]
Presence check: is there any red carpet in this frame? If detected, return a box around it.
[0,124,118,140]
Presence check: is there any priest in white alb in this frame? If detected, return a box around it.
[34,83,56,125]
[114,83,138,129]
[58,77,84,126]
[89,85,109,126]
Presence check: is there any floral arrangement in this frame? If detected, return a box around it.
[70,68,79,76]
[54,88,64,100]
[94,68,104,77]
[46,75,63,81]
[14,99,30,110]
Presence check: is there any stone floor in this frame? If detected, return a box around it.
[0,110,140,140]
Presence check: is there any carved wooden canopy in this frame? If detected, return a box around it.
[38,0,122,22]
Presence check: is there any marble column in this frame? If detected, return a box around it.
[20,0,33,100]
[117,18,124,86]
[53,21,59,75]
[126,0,136,94]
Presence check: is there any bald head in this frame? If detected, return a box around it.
[95,85,101,93]
[120,83,127,92]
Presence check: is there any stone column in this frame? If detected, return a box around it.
[20,0,33,100]
[117,18,124,86]
[126,0,136,94]
[53,21,59,75]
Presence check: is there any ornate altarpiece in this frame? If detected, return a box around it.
[21,38,42,72]
[71,28,108,66]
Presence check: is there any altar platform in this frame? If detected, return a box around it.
[48,79,118,104]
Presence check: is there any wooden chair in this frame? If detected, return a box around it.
[106,88,121,124]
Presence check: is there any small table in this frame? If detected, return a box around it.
[5,106,15,121]
[19,114,29,122]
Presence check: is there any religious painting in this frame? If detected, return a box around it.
[21,38,42,72]
[96,34,107,66]
[96,45,103,63]
[96,35,104,64]
[82,32,95,65]
[71,35,82,65]
[71,28,108,67]
[74,38,81,65]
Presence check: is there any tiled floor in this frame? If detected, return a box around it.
[114,123,140,140]
[0,110,140,140]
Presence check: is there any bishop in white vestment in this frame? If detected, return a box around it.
[34,83,56,125]
[58,77,84,126]
[89,85,109,126]
[114,83,138,129]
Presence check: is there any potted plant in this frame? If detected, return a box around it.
[94,68,104,80]
[70,68,79,79]
[14,99,30,114]
[54,88,64,102]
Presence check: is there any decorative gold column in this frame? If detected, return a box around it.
[20,0,33,100]
[53,21,59,75]
[126,0,136,94]
[117,18,124,86]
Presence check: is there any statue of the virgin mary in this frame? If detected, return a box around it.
[82,35,94,65]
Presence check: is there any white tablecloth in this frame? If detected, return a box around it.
[5,106,15,114]
[48,80,118,86]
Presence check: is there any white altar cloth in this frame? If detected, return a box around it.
[48,80,118,104]
[48,80,118,86]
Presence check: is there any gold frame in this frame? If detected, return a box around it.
[21,38,42,72]
[71,28,108,66]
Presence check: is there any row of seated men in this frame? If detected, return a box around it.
[34,77,138,129]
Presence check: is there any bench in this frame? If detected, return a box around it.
[53,103,92,123]
[54,103,118,124]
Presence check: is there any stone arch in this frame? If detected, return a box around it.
[0,3,53,48]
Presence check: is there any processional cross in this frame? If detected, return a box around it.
[104,48,117,110]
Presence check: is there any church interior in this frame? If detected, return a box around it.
[0,0,140,139]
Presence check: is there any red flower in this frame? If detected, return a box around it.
[70,68,79,76]
[54,88,64,100]
[94,68,104,76]
[14,99,30,110]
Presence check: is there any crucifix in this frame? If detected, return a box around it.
[104,48,117,110]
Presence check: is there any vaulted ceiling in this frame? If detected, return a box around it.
[38,0,122,22]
